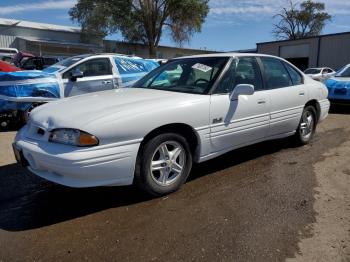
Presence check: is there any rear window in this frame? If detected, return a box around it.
[0,49,17,54]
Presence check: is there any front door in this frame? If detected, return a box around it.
[210,57,270,152]
[62,58,115,97]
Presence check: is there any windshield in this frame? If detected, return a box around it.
[43,56,84,73]
[335,65,350,77]
[133,57,229,94]
[304,68,321,74]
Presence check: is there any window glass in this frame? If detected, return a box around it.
[284,62,303,85]
[261,57,292,89]
[63,58,112,79]
[22,58,42,69]
[134,57,229,94]
[43,58,58,66]
[215,57,263,94]
[304,68,321,74]
[114,57,158,75]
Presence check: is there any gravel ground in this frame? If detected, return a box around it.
[0,107,349,262]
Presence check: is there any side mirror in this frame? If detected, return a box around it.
[230,84,255,100]
[70,70,84,81]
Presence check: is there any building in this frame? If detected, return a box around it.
[0,18,102,57]
[0,18,214,59]
[257,32,350,71]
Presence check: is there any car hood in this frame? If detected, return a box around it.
[326,77,350,89]
[30,88,206,130]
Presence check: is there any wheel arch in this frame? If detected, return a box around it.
[305,99,321,122]
[139,123,201,162]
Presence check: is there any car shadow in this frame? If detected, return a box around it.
[329,104,350,114]
[0,137,295,232]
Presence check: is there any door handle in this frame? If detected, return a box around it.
[299,91,305,96]
[257,99,266,104]
[102,80,112,85]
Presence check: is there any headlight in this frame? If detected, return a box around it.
[49,129,99,146]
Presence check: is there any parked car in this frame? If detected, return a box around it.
[13,53,330,196]
[0,60,21,72]
[0,54,159,127]
[20,56,60,70]
[12,51,34,67]
[325,64,350,104]
[12,51,60,70]
[0,48,19,64]
[304,67,336,82]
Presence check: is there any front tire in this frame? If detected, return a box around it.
[294,105,317,145]
[134,133,193,196]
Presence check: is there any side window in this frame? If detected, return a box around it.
[261,57,292,89]
[215,57,263,94]
[63,58,112,79]
[114,57,156,75]
[284,62,303,85]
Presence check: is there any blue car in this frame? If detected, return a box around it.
[325,64,350,104]
[0,54,159,127]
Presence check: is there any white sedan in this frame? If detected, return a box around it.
[13,54,330,196]
[304,67,336,82]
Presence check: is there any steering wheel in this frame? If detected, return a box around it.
[194,78,209,85]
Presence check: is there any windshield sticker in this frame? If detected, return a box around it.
[192,63,212,72]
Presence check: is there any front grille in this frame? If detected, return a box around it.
[334,88,347,95]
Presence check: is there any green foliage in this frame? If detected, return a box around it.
[273,0,332,40]
[69,0,209,56]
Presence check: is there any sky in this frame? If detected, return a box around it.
[0,0,349,52]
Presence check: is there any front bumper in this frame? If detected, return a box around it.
[318,99,330,122]
[14,126,141,188]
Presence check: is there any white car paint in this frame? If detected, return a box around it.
[304,67,336,82]
[14,53,330,188]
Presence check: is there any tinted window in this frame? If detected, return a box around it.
[215,57,263,94]
[63,58,112,79]
[43,57,58,66]
[0,49,17,54]
[22,57,42,70]
[284,62,303,85]
[134,57,229,94]
[261,57,292,89]
[336,66,350,77]
[304,68,321,74]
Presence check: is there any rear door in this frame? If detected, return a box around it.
[210,57,270,152]
[62,57,115,97]
[259,57,306,136]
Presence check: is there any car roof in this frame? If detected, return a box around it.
[69,53,144,59]
[172,52,286,60]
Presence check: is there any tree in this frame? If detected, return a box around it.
[273,0,332,40]
[69,0,209,57]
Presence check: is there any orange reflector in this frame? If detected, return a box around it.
[79,132,99,146]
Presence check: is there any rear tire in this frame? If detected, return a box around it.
[134,133,193,196]
[294,105,317,145]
